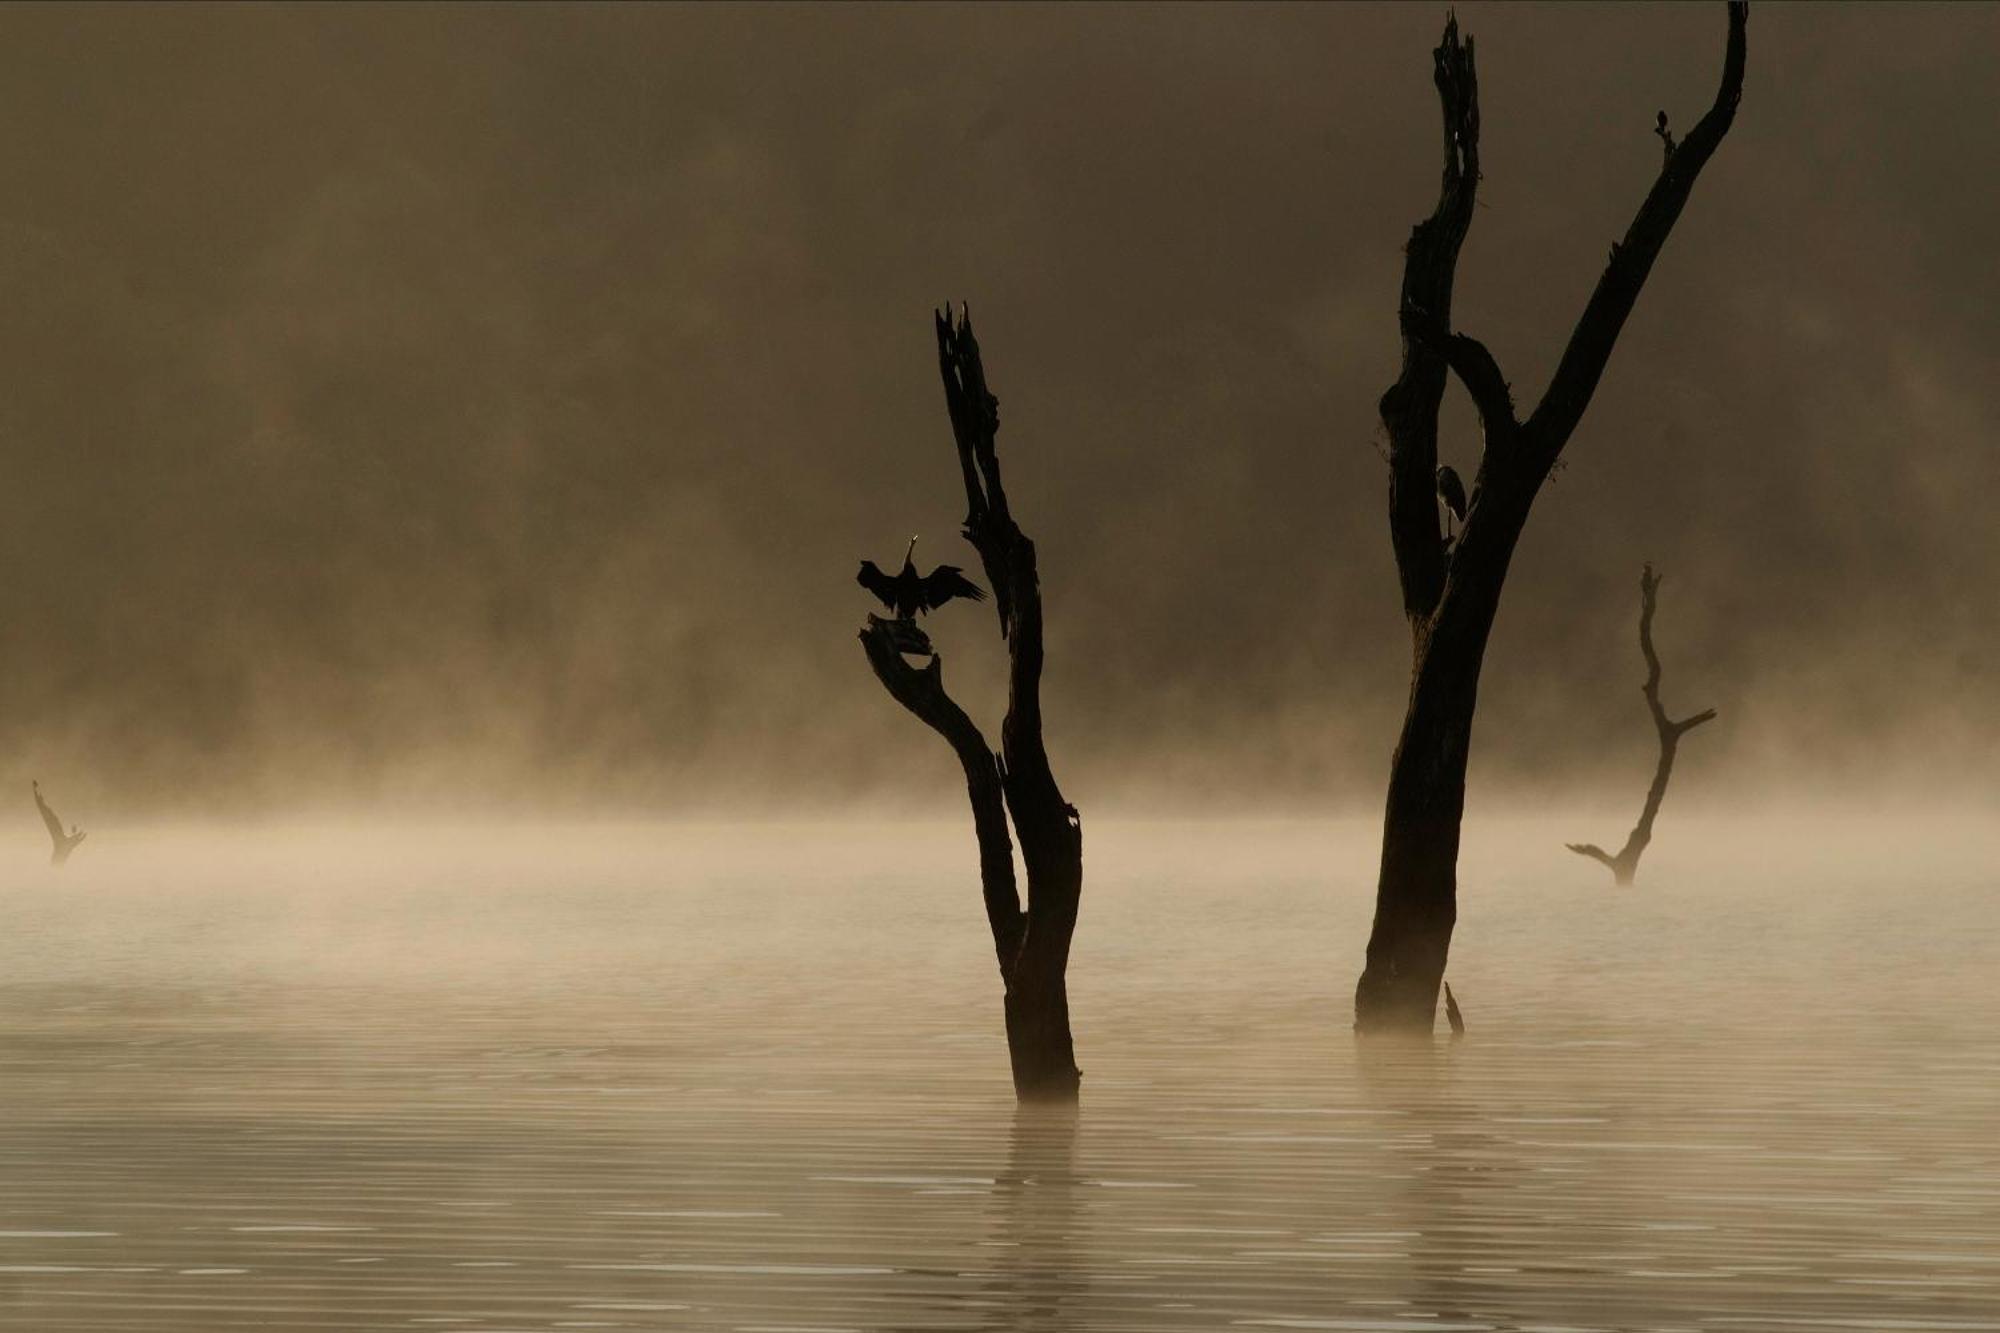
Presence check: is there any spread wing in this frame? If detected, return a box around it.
[856,560,898,610]
[33,784,64,843]
[918,564,986,613]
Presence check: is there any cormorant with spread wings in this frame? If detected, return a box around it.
[857,537,987,621]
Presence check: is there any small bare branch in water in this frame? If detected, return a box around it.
[1567,563,1717,886]
[33,780,88,868]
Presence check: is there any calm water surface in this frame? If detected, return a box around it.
[2,815,1996,1331]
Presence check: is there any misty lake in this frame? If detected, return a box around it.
[2,814,1996,1331]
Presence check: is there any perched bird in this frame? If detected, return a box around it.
[857,537,987,621]
[1436,463,1469,540]
[32,780,86,868]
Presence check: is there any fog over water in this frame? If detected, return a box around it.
[0,4,1991,814]
[2,4,1997,1328]
[3,817,1997,1329]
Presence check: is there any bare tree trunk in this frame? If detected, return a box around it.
[1354,5,1747,1033]
[859,308,1082,1102]
[1566,564,1716,885]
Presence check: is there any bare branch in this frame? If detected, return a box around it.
[1566,563,1716,885]
[1380,15,1482,625]
[1637,563,1668,729]
[859,617,978,758]
[1565,841,1619,871]
[936,305,1015,636]
[932,309,1075,871]
[1637,562,1714,746]
[1674,707,1718,736]
[1525,2,1747,468]
[859,617,1025,963]
[1406,316,1519,448]
[1443,331,1519,442]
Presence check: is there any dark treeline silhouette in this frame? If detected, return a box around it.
[1567,564,1716,886]
[33,780,86,867]
[859,307,1084,1102]
[1354,4,1748,1032]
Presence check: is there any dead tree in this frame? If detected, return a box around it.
[859,307,1083,1101]
[32,780,86,867]
[1567,564,1716,885]
[1354,4,1747,1032]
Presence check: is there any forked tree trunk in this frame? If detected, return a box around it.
[1566,563,1716,885]
[859,308,1083,1101]
[1354,5,1747,1033]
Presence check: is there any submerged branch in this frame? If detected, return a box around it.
[1567,563,1715,885]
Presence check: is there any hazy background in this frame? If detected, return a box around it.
[0,2,1991,818]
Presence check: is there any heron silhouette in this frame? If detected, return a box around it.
[1436,464,1469,543]
[33,780,86,867]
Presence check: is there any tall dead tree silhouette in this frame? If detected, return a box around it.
[1567,564,1716,886]
[859,307,1083,1101]
[1354,4,1747,1032]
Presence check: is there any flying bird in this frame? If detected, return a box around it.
[1436,464,1469,541]
[32,780,86,868]
[857,537,987,621]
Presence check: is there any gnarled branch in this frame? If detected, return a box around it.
[859,617,1025,963]
[938,305,1016,638]
[1567,562,1716,885]
[1442,332,1518,442]
[1564,840,1618,869]
[1381,14,1482,626]
[1524,2,1747,471]
[934,307,1077,873]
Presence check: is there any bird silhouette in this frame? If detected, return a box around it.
[857,537,987,621]
[1436,464,1469,541]
[32,780,86,868]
